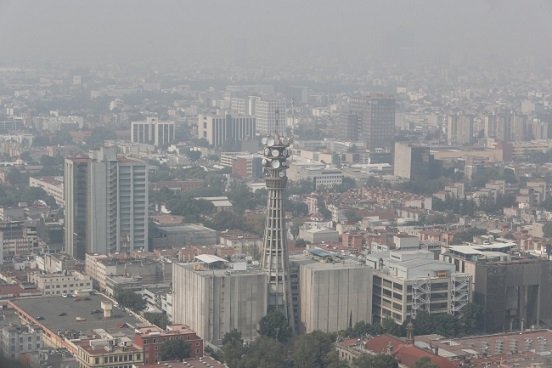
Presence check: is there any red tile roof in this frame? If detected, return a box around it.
[364,336,458,368]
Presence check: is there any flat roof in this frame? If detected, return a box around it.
[195,254,228,264]
[11,295,146,337]
[158,224,215,233]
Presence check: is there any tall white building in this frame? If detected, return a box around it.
[64,148,148,258]
[255,99,286,136]
[230,97,286,136]
[88,147,148,254]
[131,117,176,147]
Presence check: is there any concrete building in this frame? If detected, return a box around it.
[64,157,90,259]
[88,147,148,254]
[65,147,148,258]
[366,248,471,324]
[298,225,339,244]
[336,111,360,142]
[0,221,39,261]
[393,142,433,181]
[85,254,172,292]
[29,176,64,206]
[9,294,146,366]
[0,323,42,360]
[34,253,76,273]
[197,114,256,147]
[172,256,268,344]
[254,99,286,136]
[150,224,217,249]
[28,271,92,296]
[287,164,343,189]
[447,114,474,146]
[474,259,552,333]
[131,117,176,147]
[290,250,372,333]
[349,95,396,150]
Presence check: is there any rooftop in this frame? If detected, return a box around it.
[10,295,146,337]
[141,356,226,368]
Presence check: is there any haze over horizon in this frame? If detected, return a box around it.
[1,0,552,69]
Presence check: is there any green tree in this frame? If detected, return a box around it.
[325,350,349,368]
[258,309,292,343]
[144,312,169,329]
[185,149,202,161]
[114,289,146,312]
[352,353,398,368]
[382,319,404,337]
[159,339,191,361]
[413,357,438,368]
[239,336,288,368]
[222,329,244,368]
[291,331,335,368]
[458,303,484,335]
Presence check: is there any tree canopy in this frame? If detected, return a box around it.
[258,309,292,344]
[159,339,191,361]
[114,289,146,312]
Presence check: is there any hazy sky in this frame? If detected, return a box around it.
[1,0,552,68]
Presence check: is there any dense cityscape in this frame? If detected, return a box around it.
[2,1,552,368]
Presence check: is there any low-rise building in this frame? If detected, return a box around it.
[29,270,92,296]
[29,176,64,206]
[299,224,339,244]
[134,324,203,364]
[0,323,43,360]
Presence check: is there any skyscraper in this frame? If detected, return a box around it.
[255,99,286,136]
[349,95,396,150]
[64,157,91,260]
[447,114,474,145]
[64,147,148,258]
[260,133,294,330]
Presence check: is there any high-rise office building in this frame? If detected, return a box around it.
[349,95,395,150]
[64,157,91,260]
[447,114,474,145]
[197,114,256,147]
[255,99,286,136]
[393,142,433,181]
[131,117,176,147]
[64,147,148,258]
[336,111,361,142]
[260,134,294,331]
[229,96,286,136]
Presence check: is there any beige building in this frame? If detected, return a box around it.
[290,252,373,333]
[197,113,255,147]
[29,176,64,206]
[29,270,92,296]
[172,256,267,344]
[366,249,471,324]
[68,337,143,368]
[85,254,171,292]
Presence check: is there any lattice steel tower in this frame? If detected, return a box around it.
[260,132,295,331]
